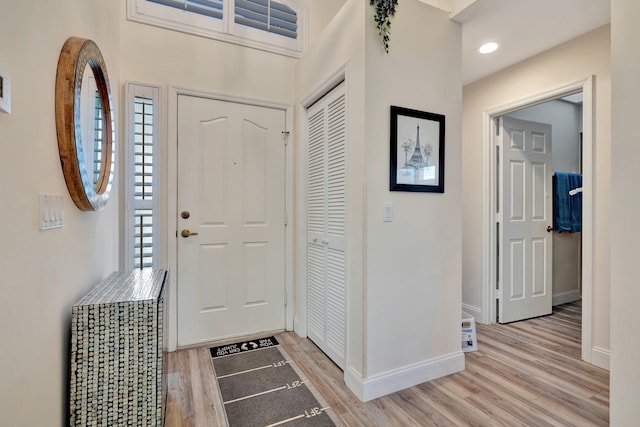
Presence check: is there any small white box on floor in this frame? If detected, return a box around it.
[462,312,478,352]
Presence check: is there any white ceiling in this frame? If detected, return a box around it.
[419,0,611,84]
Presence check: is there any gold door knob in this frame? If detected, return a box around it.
[181,229,199,238]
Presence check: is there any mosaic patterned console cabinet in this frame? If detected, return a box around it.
[70,269,168,426]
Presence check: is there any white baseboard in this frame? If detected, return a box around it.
[552,289,581,306]
[344,366,365,401]
[461,303,482,322]
[344,351,465,402]
[293,316,309,338]
[591,346,610,371]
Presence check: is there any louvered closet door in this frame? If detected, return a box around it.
[307,82,347,370]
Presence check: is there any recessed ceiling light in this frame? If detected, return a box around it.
[478,42,500,54]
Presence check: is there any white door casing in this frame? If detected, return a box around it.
[481,77,597,365]
[306,82,347,369]
[177,95,286,346]
[499,116,553,323]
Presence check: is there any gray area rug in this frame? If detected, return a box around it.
[211,339,338,426]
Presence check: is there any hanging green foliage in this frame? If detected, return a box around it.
[370,0,399,53]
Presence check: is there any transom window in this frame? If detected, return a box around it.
[128,0,306,57]
[149,0,223,19]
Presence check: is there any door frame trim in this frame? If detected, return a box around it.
[481,76,595,364]
[166,86,294,351]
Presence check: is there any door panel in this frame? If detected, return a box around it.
[499,116,553,323]
[200,118,227,224]
[199,244,228,311]
[531,238,547,296]
[510,160,525,220]
[306,82,347,369]
[532,162,546,219]
[177,95,286,346]
[509,238,525,300]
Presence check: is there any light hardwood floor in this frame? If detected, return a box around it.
[164,301,609,426]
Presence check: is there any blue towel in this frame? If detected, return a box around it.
[553,172,582,233]
[568,173,582,232]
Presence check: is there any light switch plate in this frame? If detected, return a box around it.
[384,202,393,222]
[40,194,64,230]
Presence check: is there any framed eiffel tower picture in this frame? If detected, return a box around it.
[390,105,445,193]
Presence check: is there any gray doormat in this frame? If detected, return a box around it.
[210,339,339,426]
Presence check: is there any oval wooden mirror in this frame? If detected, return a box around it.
[55,37,114,211]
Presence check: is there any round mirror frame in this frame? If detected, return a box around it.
[55,37,114,211]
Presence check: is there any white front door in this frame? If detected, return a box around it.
[177,95,286,346]
[499,116,553,323]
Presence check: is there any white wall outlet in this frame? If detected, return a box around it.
[39,194,64,230]
[384,202,393,222]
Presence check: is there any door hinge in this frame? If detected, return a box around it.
[282,130,290,146]
[284,291,288,307]
[284,212,289,227]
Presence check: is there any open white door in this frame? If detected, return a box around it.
[499,116,553,323]
[177,95,286,346]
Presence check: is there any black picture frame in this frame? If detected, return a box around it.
[390,105,445,193]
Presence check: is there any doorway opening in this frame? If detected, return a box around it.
[481,77,595,364]
[496,92,583,323]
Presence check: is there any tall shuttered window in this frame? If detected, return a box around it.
[126,83,161,270]
[128,0,305,56]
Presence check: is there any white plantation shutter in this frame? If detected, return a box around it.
[133,96,156,268]
[130,0,305,56]
[126,83,161,270]
[306,81,347,369]
[147,0,223,18]
[134,209,154,268]
[234,0,297,39]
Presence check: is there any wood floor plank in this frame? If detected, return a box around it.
[164,301,609,426]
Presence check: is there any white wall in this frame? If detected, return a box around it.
[0,1,121,425]
[364,0,463,382]
[295,0,368,383]
[120,0,346,350]
[507,100,583,302]
[462,26,610,357]
[610,0,640,423]
[304,0,347,48]
[297,0,463,401]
